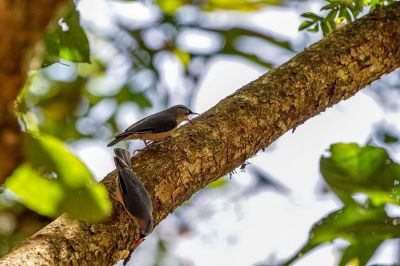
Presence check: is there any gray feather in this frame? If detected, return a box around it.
[114,148,153,236]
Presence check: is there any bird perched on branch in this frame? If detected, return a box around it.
[107,105,199,147]
[113,148,153,237]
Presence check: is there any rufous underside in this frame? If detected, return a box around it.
[125,129,175,141]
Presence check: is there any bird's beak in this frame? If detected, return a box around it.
[189,111,200,116]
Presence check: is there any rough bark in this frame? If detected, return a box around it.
[1,3,400,265]
[0,0,68,183]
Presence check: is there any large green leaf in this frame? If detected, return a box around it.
[6,133,111,221]
[280,207,400,266]
[320,143,400,206]
[5,165,63,217]
[42,7,90,67]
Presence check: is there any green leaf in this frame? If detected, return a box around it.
[338,7,353,22]
[42,32,61,67]
[301,12,323,21]
[42,7,90,67]
[59,184,111,221]
[280,207,399,266]
[26,133,92,187]
[320,21,330,35]
[326,9,339,22]
[307,24,320,33]
[5,165,63,217]
[298,20,315,31]
[58,8,90,63]
[320,3,336,11]
[320,143,400,206]
[20,133,112,221]
[348,0,364,17]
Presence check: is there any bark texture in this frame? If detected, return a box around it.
[1,3,400,265]
[0,0,68,183]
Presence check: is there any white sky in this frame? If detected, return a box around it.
[72,1,400,265]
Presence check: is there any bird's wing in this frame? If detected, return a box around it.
[122,176,152,216]
[115,158,153,218]
[124,112,177,134]
[114,154,129,195]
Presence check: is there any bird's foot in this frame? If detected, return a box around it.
[122,238,145,265]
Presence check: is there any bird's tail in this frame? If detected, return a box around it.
[113,148,133,195]
[114,148,132,169]
[107,136,124,147]
[107,130,135,147]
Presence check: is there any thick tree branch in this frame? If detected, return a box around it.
[1,3,399,265]
[0,0,68,183]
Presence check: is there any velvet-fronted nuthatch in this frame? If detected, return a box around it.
[113,148,153,237]
[107,105,199,147]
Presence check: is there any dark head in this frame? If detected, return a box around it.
[170,105,199,116]
[170,105,199,125]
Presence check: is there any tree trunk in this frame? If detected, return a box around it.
[1,3,399,265]
[0,0,68,183]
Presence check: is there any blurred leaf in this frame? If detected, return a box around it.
[5,165,63,217]
[59,184,111,221]
[224,50,273,68]
[59,8,90,63]
[320,143,400,206]
[115,85,152,108]
[29,133,92,187]
[281,207,400,266]
[18,133,112,221]
[338,239,383,266]
[174,49,191,68]
[156,0,188,14]
[206,0,281,11]
[218,27,293,52]
[42,31,61,67]
[383,133,399,144]
[42,7,90,67]
[155,0,281,14]
[207,178,229,189]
